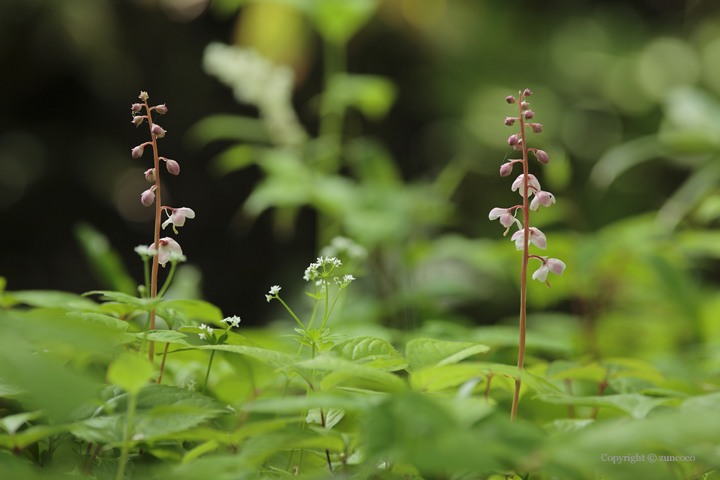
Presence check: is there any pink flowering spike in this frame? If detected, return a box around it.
[511,174,541,196]
[162,207,195,234]
[511,227,547,251]
[499,162,513,177]
[149,237,182,266]
[530,191,556,211]
[535,150,549,164]
[507,134,520,146]
[141,188,155,206]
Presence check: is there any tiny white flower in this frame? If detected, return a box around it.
[266,294,273,302]
[222,315,241,328]
[132,433,145,441]
[198,333,205,340]
[269,285,281,295]
[187,380,196,391]
[200,323,207,330]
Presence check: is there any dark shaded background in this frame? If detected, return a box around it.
[0,0,716,325]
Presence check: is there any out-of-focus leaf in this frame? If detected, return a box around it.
[186,115,270,148]
[71,312,129,332]
[306,407,344,429]
[244,393,380,414]
[657,158,720,231]
[535,393,677,419]
[405,338,490,370]
[74,223,137,295]
[138,330,191,346]
[0,424,72,450]
[84,290,161,310]
[549,363,607,384]
[159,299,224,325]
[209,144,257,177]
[332,336,402,361]
[9,290,99,312]
[108,352,153,394]
[590,135,664,188]
[326,74,397,119]
[298,355,407,392]
[306,0,378,45]
[0,410,44,434]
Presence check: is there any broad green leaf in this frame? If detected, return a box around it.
[590,135,664,188]
[106,384,229,414]
[108,353,153,394]
[326,74,397,119]
[71,312,129,332]
[8,290,99,312]
[298,355,407,392]
[0,379,22,396]
[244,392,382,414]
[680,391,720,413]
[332,336,403,362]
[535,393,677,419]
[543,418,595,436]
[183,440,220,463]
[193,344,300,373]
[306,407,344,429]
[74,222,137,295]
[230,418,295,444]
[0,410,44,434]
[0,424,72,450]
[307,0,378,45]
[549,363,607,383]
[159,299,223,324]
[138,330,192,346]
[410,363,485,392]
[405,338,490,370]
[210,144,257,177]
[84,290,161,310]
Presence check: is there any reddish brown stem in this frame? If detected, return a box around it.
[143,98,162,364]
[511,94,530,423]
[564,379,576,418]
[485,373,495,402]
[591,381,608,419]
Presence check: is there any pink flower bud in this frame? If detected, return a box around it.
[166,159,180,175]
[141,188,155,206]
[151,124,166,138]
[500,162,513,177]
[506,96,516,104]
[523,89,532,97]
[132,116,145,126]
[507,134,520,146]
[139,91,149,101]
[132,145,145,159]
[524,110,534,120]
[505,117,516,126]
[131,103,143,113]
[529,123,543,134]
[155,104,168,114]
[144,168,156,182]
[521,101,529,110]
[535,150,549,164]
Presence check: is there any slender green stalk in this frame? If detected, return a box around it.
[277,297,306,331]
[157,260,178,298]
[142,257,150,298]
[320,289,343,330]
[116,392,138,480]
[202,350,216,394]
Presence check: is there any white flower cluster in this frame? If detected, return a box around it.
[221,316,241,328]
[198,323,213,340]
[334,274,356,288]
[266,285,281,302]
[303,257,342,282]
[203,43,307,147]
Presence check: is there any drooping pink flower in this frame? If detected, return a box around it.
[511,227,547,250]
[489,208,516,228]
[530,191,556,211]
[532,258,566,283]
[511,174,541,196]
[148,237,183,265]
[162,207,195,234]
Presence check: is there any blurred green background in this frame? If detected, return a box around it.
[2,0,720,368]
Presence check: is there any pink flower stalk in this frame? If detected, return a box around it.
[490,88,565,423]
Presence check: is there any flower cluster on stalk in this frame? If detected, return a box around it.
[489,89,566,286]
[131,91,195,266]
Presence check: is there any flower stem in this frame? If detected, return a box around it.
[511,96,530,423]
[144,98,162,365]
[157,341,170,384]
[116,391,138,480]
[202,350,216,394]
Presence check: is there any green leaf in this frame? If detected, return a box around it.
[405,338,490,370]
[307,0,378,45]
[71,312,129,332]
[108,353,153,394]
[74,222,137,295]
[332,336,403,361]
[326,74,397,119]
[535,393,677,419]
[8,290,99,312]
[549,363,607,383]
[84,290,161,310]
[590,135,665,188]
[138,330,192,346]
[0,410,44,434]
[209,144,258,177]
[298,355,407,392]
[244,392,381,414]
[306,407,344,429]
[0,424,72,450]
